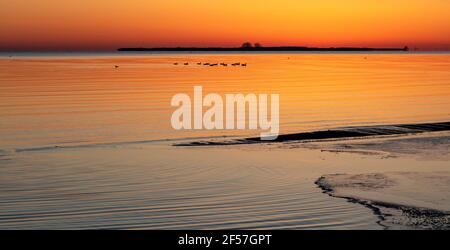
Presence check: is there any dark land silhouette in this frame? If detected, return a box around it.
[118,45,409,52]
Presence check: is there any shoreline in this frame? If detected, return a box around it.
[315,172,450,230]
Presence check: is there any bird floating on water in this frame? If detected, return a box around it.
[173,61,246,67]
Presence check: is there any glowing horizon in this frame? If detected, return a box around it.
[1,0,449,51]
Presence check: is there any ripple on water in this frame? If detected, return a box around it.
[0,146,381,229]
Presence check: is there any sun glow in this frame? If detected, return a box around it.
[1,0,449,51]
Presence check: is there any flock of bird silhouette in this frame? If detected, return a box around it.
[173,62,247,67]
[113,62,247,69]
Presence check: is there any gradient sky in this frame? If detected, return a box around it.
[1,0,450,51]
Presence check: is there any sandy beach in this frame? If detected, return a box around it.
[316,171,450,229]
[310,132,450,229]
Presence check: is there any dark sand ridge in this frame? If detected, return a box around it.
[175,121,450,146]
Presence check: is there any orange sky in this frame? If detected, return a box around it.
[1,0,449,51]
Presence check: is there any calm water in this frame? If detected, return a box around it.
[0,53,449,229]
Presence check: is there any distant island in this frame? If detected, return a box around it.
[118,42,409,52]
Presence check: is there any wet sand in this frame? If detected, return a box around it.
[316,172,450,229]
[309,132,450,229]
[175,121,450,146]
